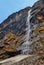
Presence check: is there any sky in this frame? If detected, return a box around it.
[0,0,38,23]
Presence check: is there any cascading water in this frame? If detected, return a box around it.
[19,9,33,54]
[25,10,31,43]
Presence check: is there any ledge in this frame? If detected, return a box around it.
[0,55,44,65]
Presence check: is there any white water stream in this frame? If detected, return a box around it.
[19,9,33,54]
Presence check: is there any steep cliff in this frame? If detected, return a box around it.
[0,7,31,60]
[0,0,44,62]
[30,0,44,55]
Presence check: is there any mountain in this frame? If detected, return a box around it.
[0,7,31,39]
[0,7,31,60]
[0,0,44,61]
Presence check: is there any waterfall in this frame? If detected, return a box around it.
[17,9,33,54]
[25,9,31,43]
[19,9,33,54]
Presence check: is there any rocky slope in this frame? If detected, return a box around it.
[0,0,44,62]
[1,55,44,65]
[30,0,44,55]
[0,7,31,60]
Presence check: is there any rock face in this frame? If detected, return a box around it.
[30,0,44,55]
[0,7,31,60]
[0,0,44,63]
